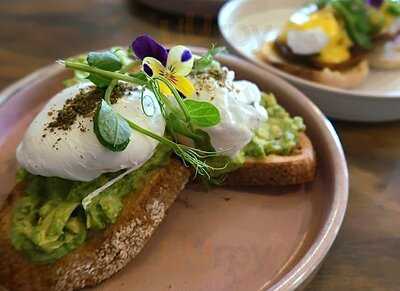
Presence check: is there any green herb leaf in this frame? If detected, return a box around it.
[193,45,226,72]
[94,100,131,152]
[87,74,111,88]
[386,0,400,16]
[87,51,122,71]
[318,0,376,49]
[86,51,123,88]
[183,99,221,128]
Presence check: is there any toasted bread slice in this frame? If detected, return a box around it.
[0,159,190,291]
[225,133,316,186]
[257,41,369,89]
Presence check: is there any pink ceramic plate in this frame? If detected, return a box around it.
[0,49,348,291]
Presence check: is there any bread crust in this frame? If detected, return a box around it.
[225,133,316,186]
[0,159,190,291]
[257,42,369,89]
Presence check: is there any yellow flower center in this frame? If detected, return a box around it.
[160,68,178,84]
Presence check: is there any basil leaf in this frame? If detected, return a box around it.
[94,100,131,152]
[184,99,220,127]
[87,51,122,71]
[87,74,111,88]
[86,51,123,88]
[193,46,226,72]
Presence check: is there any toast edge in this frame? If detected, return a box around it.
[224,133,316,186]
[0,159,190,291]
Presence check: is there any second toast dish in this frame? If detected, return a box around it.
[258,0,400,89]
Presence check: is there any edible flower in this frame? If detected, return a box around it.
[367,0,384,8]
[132,35,195,97]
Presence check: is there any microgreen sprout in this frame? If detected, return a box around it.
[123,118,222,178]
[59,60,148,86]
[104,79,118,105]
[140,89,156,117]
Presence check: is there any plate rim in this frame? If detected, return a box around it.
[0,50,349,291]
[218,0,400,100]
[209,49,349,291]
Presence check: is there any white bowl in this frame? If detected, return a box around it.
[218,0,400,122]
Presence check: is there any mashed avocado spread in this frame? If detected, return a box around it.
[243,93,305,157]
[207,93,305,179]
[11,145,171,264]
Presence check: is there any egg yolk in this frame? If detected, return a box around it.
[280,8,353,64]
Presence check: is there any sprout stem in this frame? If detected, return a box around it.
[61,60,148,86]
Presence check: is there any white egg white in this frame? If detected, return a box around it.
[190,67,268,157]
[287,28,329,55]
[17,82,165,182]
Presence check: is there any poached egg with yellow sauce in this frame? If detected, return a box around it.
[279,4,353,64]
[16,82,165,182]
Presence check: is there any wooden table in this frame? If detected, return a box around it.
[0,1,399,290]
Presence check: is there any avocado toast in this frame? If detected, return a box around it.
[0,157,189,290]
[0,35,316,291]
[226,92,315,186]
[186,59,316,186]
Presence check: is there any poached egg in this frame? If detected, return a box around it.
[17,82,165,182]
[280,5,352,64]
[189,66,268,157]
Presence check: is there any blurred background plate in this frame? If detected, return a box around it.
[219,0,400,122]
[0,48,348,291]
[135,0,226,18]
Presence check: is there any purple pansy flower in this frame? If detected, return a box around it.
[181,49,192,62]
[131,35,195,97]
[366,0,384,8]
[132,34,168,66]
